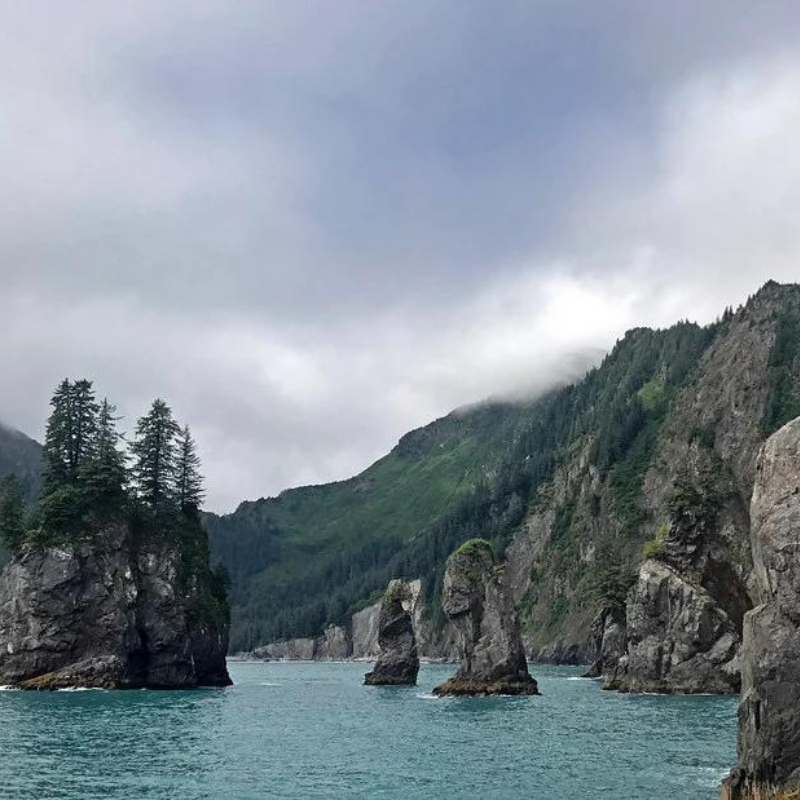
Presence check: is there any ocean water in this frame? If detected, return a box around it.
[0,661,736,799]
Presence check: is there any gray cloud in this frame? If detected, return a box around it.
[2,2,800,509]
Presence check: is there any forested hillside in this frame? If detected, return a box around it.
[0,423,42,500]
[0,423,42,568]
[208,284,799,654]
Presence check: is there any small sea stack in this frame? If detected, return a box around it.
[364,579,419,686]
[433,539,538,697]
[722,417,800,798]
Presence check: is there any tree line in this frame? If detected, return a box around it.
[0,379,204,550]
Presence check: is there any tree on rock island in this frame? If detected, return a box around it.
[176,426,204,513]
[10,380,208,548]
[131,399,181,507]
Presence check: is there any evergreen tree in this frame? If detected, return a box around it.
[42,378,99,494]
[81,399,128,503]
[0,474,25,551]
[132,399,180,505]
[42,378,74,493]
[176,425,204,512]
[69,379,99,474]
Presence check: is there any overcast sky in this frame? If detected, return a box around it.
[2,2,800,511]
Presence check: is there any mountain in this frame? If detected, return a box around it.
[208,281,800,657]
[0,421,42,500]
[0,422,42,569]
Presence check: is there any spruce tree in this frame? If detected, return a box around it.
[69,379,99,475]
[0,474,25,551]
[42,378,99,494]
[81,399,128,503]
[176,425,204,512]
[42,378,74,493]
[132,399,180,505]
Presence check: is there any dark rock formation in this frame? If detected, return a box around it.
[433,541,538,696]
[583,606,626,678]
[723,417,800,796]
[364,580,419,686]
[0,519,231,689]
[604,559,740,694]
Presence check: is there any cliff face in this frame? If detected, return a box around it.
[505,282,800,693]
[724,417,800,795]
[246,578,458,662]
[0,519,231,689]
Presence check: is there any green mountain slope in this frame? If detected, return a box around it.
[206,401,539,649]
[0,422,42,499]
[208,293,729,652]
[0,422,43,567]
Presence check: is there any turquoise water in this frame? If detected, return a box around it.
[0,661,736,799]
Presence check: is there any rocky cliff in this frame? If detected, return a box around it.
[244,577,458,662]
[501,282,800,694]
[0,517,231,689]
[434,540,538,696]
[723,417,800,796]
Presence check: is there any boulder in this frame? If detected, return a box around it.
[723,417,800,795]
[433,540,538,696]
[0,518,231,689]
[364,580,419,685]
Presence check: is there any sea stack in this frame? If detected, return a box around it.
[364,579,419,686]
[0,516,231,689]
[723,417,800,797]
[433,539,538,696]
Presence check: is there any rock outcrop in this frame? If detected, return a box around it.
[433,540,538,696]
[604,559,740,693]
[723,417,800,796]
[583,606,626,679]
[364,579,419,685]
[0,519,231,689]
[351,601,382,660]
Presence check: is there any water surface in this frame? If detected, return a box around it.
[0,661,736,798]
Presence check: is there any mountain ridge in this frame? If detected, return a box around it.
[208,280,800,654]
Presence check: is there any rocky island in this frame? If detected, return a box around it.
[433,539,538,696]
[364,579,419,685]
[0,380,231,689]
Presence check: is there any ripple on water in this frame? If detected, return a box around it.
[0,662,737,799]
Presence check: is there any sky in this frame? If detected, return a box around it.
[2,2,800,511]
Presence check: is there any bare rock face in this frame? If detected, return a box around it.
[583,606,626,679]
[0,519,231,689]
[723,417,800,796]
[433,541,538,696]
[364,579,419,686]
[605,559,740,694]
